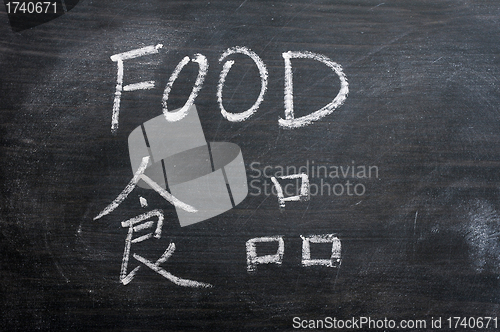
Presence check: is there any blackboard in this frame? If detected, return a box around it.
[2,0,500,330]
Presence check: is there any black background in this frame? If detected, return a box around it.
[2,0,500,331]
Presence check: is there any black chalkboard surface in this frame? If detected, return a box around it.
[2,0,500,331]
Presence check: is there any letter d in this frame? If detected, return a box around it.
[280,51,348,128]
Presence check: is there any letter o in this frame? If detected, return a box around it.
[217,46,268,122]
[162,54,208,122]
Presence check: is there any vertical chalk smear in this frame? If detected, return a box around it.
[463,200,500,273]
[270,176,286,209]
[280,51,349,128]
[110,44,163,134]
[110,58,124,134]
[162,54,208,122]
[217,46,268,122]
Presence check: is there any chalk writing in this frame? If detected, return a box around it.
[270,173,310,209]
[110,44,163,134]
[281,51,349,128]
[217,46,268,122]
[162,54,208,122]
[109,45,348,133]
[93,156,196,221]
[300,234,341,267]
[246,234,341,272]
[120,207,212,288]
[246,235,285,272]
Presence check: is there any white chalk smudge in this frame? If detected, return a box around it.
[463,200,500,273]
[217,46,268,122]
[139,196,148,208]
[280,51,349,128]
[162,54,208,122]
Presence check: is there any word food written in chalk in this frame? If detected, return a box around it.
[109,44,349,134]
